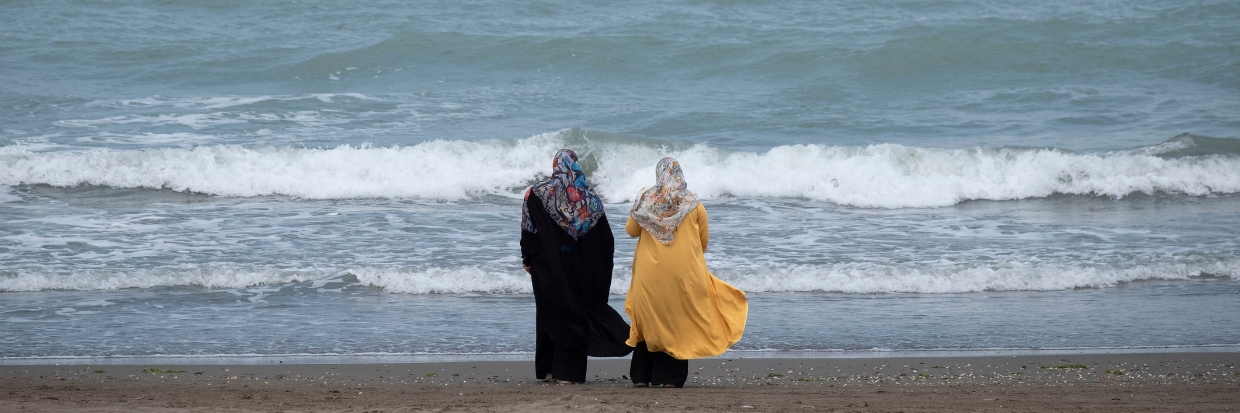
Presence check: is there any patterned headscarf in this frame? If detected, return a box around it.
[521,149,606,239]
[629,157,700,245]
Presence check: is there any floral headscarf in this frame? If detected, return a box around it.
[629,157,700,245]
[521,149,606,239]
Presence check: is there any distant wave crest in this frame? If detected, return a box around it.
[2,130,1238,208]
[2,258,1236,294]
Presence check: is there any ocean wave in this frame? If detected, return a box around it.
[1,130,1238,208]
[717,259,1239,294]
[2,259,1235,294]
[0,267,330,292]
[97,93,377,110]
[0,186,19,203]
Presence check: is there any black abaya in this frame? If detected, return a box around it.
[521,193,632,382]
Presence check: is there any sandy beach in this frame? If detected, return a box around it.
[3,352,1236,412]
[5,0,1240,411]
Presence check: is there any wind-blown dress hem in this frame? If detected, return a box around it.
[624,203,748,360]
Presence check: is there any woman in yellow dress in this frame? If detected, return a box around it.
[624,157,748,388]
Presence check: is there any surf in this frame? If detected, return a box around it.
[2,130,1238,208]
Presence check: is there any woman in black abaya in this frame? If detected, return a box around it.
[520,149,632,383]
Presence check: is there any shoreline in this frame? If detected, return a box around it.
[4,352,1236,412]
[6,345,1240,366]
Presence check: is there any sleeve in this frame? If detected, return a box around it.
[520,199,541,266]
[697,204,709,252]
[520,229,539,266]
[587,214,616,303]
[625,215,642,238]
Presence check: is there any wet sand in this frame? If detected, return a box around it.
[2,352,1237,412]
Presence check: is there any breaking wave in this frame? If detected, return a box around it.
[2,130,1238,208]
[2,258,1235,294]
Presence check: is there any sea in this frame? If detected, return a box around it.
[2,0,1239,364]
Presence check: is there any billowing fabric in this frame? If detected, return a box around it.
[521,149,605,239]
[629,157,700,245]
[624,203,748,360]
[521,192,633,359]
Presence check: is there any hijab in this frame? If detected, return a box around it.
[629,157,700,245]
[521,149,605,239]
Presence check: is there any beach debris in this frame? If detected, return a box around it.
[142,368,185,374]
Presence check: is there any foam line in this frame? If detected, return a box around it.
[2,259,1235,294]
[2,130,1237,208]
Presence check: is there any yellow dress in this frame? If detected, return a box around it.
[624,203,748,360]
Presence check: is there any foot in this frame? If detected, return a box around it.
[633,382,648,388]
[541,373,553,382]
[662,384,678,388]
[556,379,576,384]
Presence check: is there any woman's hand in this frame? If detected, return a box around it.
[523,263,531,274]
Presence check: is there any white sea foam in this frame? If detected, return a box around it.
[2,130,1238,207]
[102,93,377,109]
[0,267,329,292]
[349,267,533,294]
[716,259,1240,294]
[3,259,1235,294]
[0,134,561,200]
